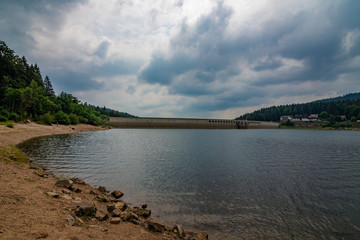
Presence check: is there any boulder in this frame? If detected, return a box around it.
[120,211,132,221]
[46,192,59,198]
[111,190,124,199]
[95,204,108,221]
[114,201,127,211]
[110,217,121,224]
[174,224,186,239]
[147,220,166,232]
[55,179,73,189]
[75,202,96,217]
[133,208,151,218]
[141,204,148,209]
[97,186,107,193]
[112,208,122,217]
[70,177,86,185]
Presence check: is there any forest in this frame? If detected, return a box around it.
[236,93,360,123]
[0,41,134,126]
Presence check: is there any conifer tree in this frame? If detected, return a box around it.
[43,75,55,97]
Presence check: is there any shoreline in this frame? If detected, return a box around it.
[0,123,208,240]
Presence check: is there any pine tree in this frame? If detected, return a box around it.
[43,75,55,96]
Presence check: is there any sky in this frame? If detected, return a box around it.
[1,0,359,118]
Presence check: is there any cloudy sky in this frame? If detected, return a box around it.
[1,0,359,118]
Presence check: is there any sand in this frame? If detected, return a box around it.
[0,123,181,240]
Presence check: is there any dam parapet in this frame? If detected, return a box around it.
[107,117,279,129]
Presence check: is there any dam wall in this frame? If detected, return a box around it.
[107,117,279,129]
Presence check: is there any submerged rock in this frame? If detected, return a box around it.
[147,220,166,232]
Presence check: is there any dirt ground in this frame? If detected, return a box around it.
[0,123,184,240]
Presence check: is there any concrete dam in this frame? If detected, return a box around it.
[107,117,279,129]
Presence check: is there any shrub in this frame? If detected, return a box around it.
[54,111,70,125]
[6,122,14,128]
[69,114,79,125]
[9,112,21,122]
[0,115,8,122]
[0,109,10,119]
[39,112,55,125]
[78,116,88,124]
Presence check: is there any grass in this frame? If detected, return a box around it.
[0,145,29,165]
[0,120,14,128]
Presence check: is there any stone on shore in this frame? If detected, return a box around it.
[114,201,127,211]
[97,186,107,193]
[110,217,121,224]
[174,224,186,239]
[133,207,151,218]
[75,202,96,217]
[95,204,108,221]
[55,179,73,189]
[147,220,166,232]
[112,208,122,217]
[111,190,124,199]
[120,211,132,221]
[46,192,59,198]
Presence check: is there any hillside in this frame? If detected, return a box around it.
[236,93,360,122]
[0,40,134,125]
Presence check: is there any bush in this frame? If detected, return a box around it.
[6,122,14,128]
[0,115,8,122]
[39,112,55,125]
[78,116,88,124]
[0,109,10,119]
[9,112,21,122]
[69,114,79,125]
[54,111,70,125]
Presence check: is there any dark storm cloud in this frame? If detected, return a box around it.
[140,0,360,112]
[0,0,87,56]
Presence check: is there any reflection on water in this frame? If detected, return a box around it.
[20,129,360,239]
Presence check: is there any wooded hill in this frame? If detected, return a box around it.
[0,40,134,126]
[236,93,360,122]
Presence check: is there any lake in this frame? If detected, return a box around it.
[19,129,360,239]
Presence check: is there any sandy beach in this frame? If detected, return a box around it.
[0,123,204,240]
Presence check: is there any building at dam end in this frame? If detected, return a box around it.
[107,117,279,129]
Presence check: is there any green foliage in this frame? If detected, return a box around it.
[6,121,14,128]
[350,116,357,122]
[9,112,20,122]
[0,115,8,122]
[69,113,79,125]
[54,111,70,125]
[280,120,294,127]
[319,111,329,119]
[237,94,360,122]
[0,40,135,126]
[38,112,55,125]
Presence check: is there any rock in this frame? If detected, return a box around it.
[114,201,127,211]
[164,224,174,232]
[110,217,121,224]
[70,177,86,185]
[63,195,72,200]
[89,190,97,195]
[133,208,151,218]
[74,188,82,193]
[55,179,73,189]
[46,192,59,198]
[95,193,110,203]
[95,204,108,221]
[112,209,122,217]
[100,227,108,232]
[73,197,82,203]
[107,204,115,213]
[141,204,148,209]
[111,190,124,199]
[129,212,139,220]
[120,211,132,221]
[147,220,166,232]
[34,231,48,239]
[62,189,72,194]
[174,224,186,239]
[75,202,96,217]
[195,232,209,240]
[66,215,75,226]
[97,186,107,193]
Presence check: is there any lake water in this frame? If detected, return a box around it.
[19,129,360,239]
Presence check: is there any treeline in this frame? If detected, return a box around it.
[236,93,360,122]
[0,40,134,126]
